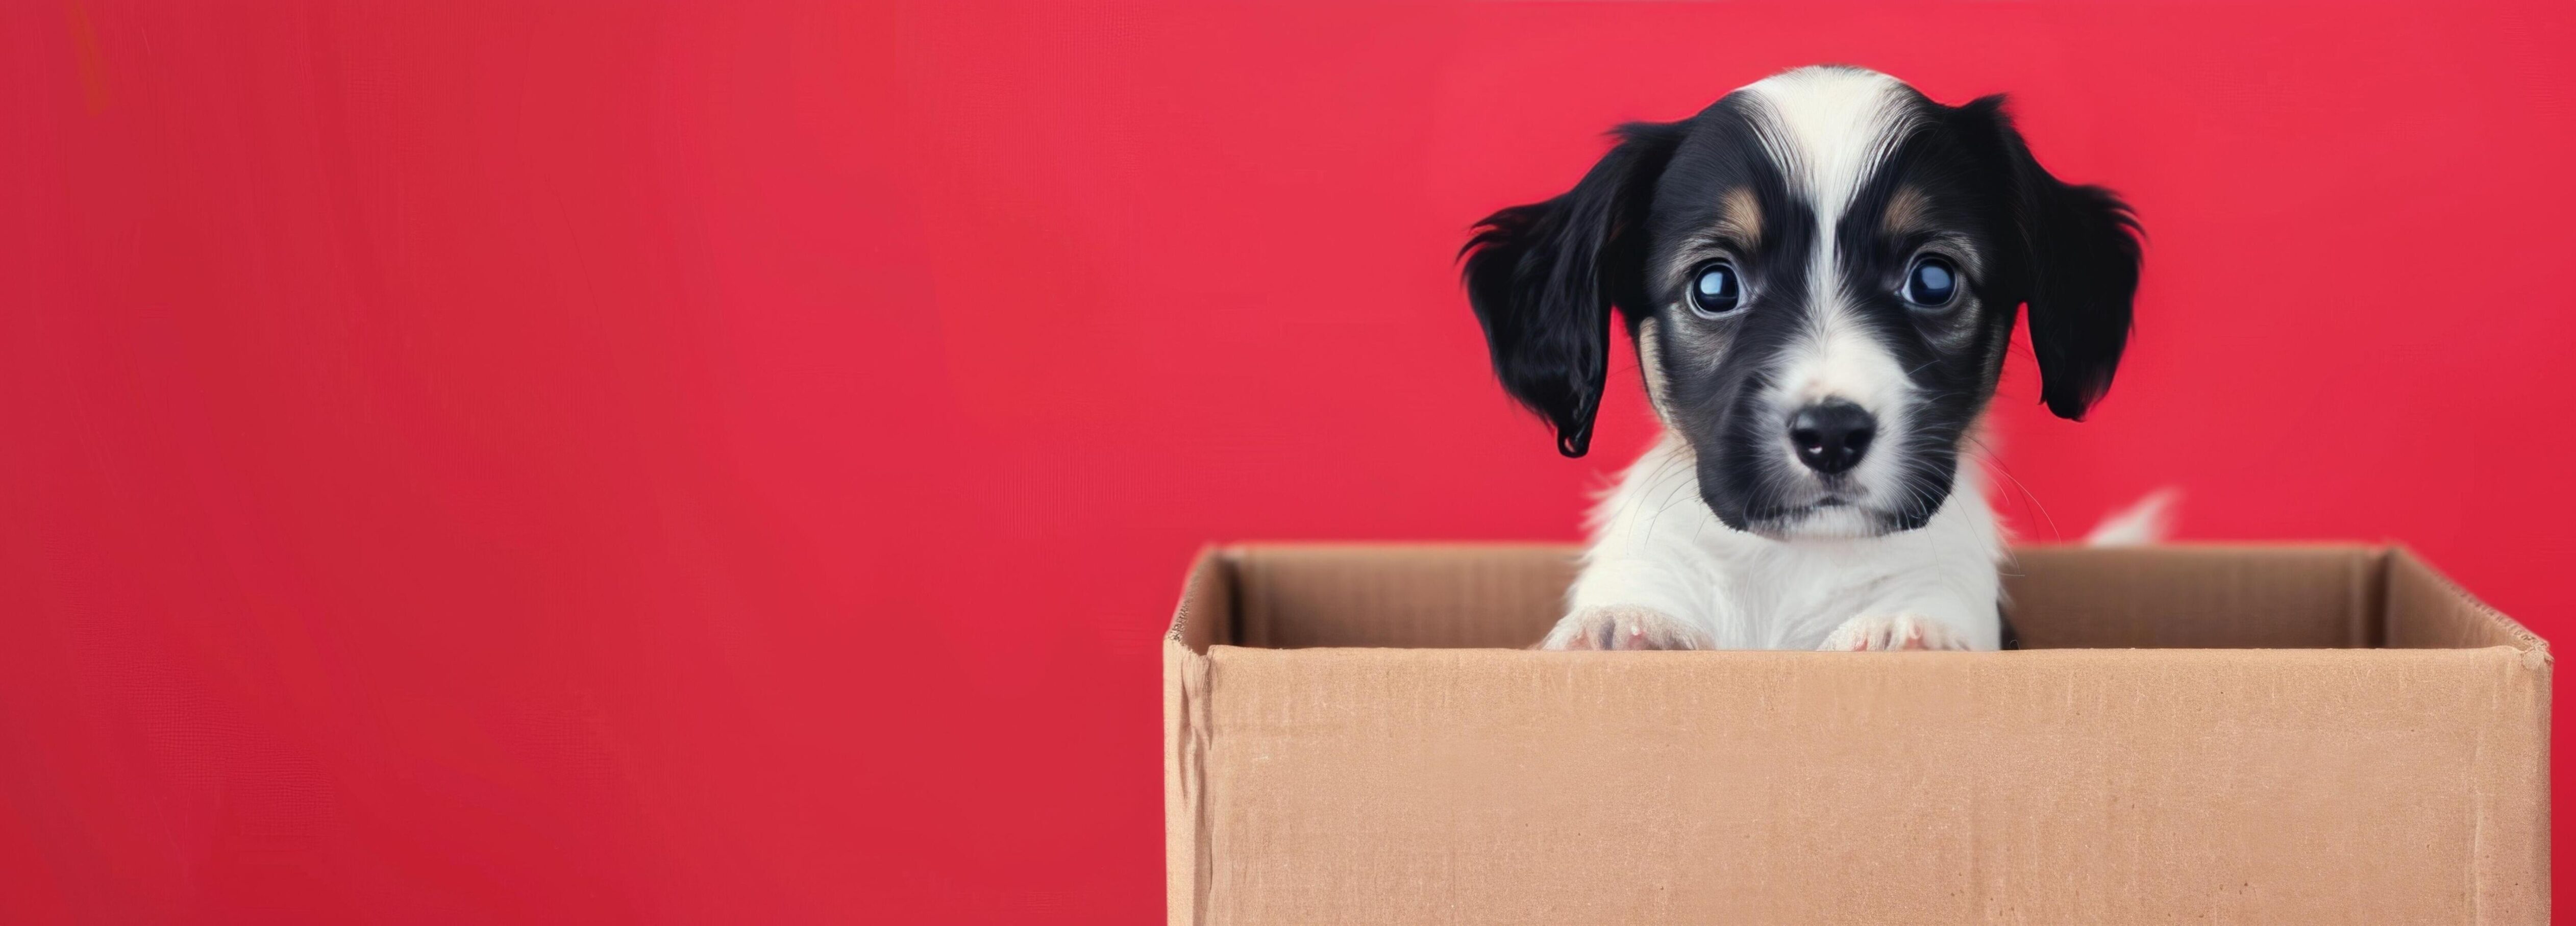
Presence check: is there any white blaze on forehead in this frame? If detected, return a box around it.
[1741,66,1919,222]
[1740,67,1922,408]
[1740,67,1923,500]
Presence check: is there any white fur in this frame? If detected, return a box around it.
[2085,487,2180,546]
[1743,67,1918,223]
[1552,432,2005,651]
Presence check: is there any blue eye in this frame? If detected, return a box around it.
[1902,257,1958,308]
[1688,261,1742,317]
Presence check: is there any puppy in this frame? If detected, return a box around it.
[1462,66,2141,652]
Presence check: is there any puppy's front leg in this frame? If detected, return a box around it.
[1818,612,1973,652]
[1538,606,1712,650]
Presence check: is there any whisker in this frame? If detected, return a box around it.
[1968,435,2059,541]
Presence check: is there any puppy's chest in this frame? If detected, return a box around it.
[1697,562,1914,649]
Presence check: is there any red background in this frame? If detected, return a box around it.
[6,2,2573,921]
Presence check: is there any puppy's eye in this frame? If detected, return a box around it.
[1901,256,1959,308]
[1688,261,1743,317]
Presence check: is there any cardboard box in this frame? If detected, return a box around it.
[1162,544,2549,923]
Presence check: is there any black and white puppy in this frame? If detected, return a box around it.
[1464,66,2140,651]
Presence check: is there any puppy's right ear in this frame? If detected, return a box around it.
[1461,121,1684,457]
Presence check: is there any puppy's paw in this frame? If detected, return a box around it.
[1538,606,1710,651]
[1819,613,1971,652]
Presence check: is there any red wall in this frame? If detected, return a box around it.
[7,2,2572,921]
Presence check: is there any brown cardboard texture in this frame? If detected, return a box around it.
[1162,544,2549,924]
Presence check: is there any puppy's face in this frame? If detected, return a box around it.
[1465,66,2139,539]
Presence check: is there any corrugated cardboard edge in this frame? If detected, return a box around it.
[2386,545,2552,657]
[2471,645,2555,922]
[2384,546,2554,920]
[1163,547,1225,926]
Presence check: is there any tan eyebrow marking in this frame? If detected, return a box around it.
[1882,185,1931,235]
[1666,187,1768,294]
[1715,187,1764,247]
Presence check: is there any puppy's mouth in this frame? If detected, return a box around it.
[1736,493,1906,540]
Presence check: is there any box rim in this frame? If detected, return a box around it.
[1166,542,2549,656]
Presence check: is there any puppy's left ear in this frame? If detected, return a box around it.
[1460,120,1685,457]
[1967,96,2143,421]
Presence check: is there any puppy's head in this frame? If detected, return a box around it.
[1464,66,2140,539]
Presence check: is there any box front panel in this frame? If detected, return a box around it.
[1187,646,2545,924]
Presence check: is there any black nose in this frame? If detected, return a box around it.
[1789,402,1875,475]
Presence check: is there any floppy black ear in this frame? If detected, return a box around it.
[1460,121,1684,457]
[1968,96,2142,421]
